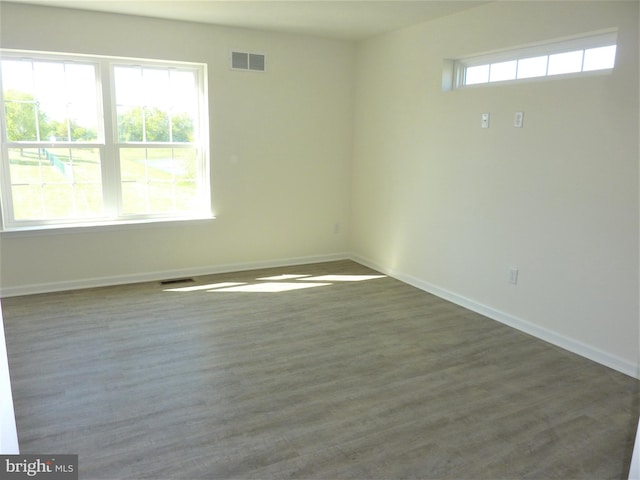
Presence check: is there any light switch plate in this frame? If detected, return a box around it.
[481,113,490,128]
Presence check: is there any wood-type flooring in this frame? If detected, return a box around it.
[2,260,638,479]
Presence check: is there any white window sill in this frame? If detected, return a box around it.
[0,215,216,237]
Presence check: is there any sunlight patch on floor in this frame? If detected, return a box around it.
[211,282,331,293]
[303,275,386,282]
[256,274,311,281]
[164,272,386,293]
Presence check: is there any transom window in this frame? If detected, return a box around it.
[0,50,210,231]
[453,31,617,89]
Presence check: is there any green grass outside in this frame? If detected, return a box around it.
[8,147,199,220]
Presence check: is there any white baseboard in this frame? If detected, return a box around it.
[0,252,351,298]
[352,254,640,380]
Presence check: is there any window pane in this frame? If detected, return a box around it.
[66,63,99,141]
[169,70,197,142]
[1,60,34,95]
[142,68,170,109]
[173,148,197,181]
[8,147,102,220]
[38,102,65,141]
[489,60,517,82]
[517,55,548,79]
[117,106,143,142]
[465,64,490,85]
[8,148,43,184]
[43,184,75,219]
[32,63,67,141]
[120,147,199,215]
[114,66,143,106]
[2,59,99,143]
[144,107,170,142]
[169,71,197,111]
[33,62,65,106]
[171,112,195,142]
[115,66,198,144]
[583,45,616,71]
[548,50,584,76]
[74,183,103,216]
[120,148,146,182]
[11,185,44,220]
[4,100,37,141]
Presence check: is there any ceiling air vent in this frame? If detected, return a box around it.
[231,51,266,72]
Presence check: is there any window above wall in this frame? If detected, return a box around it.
[0,50,211,232]
[448,30,617,90]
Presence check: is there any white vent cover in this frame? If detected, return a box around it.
[231,51,266,72]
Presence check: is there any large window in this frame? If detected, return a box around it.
[0,51,210,230]
[451,31,617,89]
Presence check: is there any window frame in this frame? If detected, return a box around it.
[450,30,618,90]
[0,49,212,232]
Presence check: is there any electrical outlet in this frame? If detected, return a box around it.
[514,111,524,128]
[481,113,490,128]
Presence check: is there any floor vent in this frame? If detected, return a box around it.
[231,51,266,72]
[160,278,195,285]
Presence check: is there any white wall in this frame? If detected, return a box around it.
[351,1,639,376]
[0,3,354,294]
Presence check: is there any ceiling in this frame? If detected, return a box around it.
[3,0,488,41]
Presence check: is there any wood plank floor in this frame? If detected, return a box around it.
[2,260,638,479]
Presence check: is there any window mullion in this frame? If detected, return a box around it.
[100,60,120,218]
